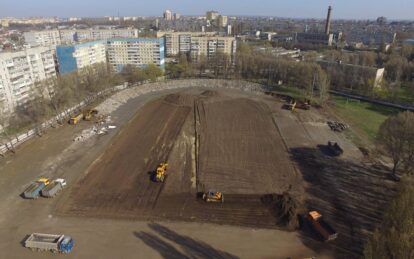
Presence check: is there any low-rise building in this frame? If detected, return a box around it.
[106,38,165,72]
[56,41,107,74]
[0,46,57,113]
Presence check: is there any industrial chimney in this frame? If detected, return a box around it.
[325,6,332,35]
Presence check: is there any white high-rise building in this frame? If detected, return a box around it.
[106,38,165,72]
[23,30,61,47]
[0,47,57,113]
[163,10,173,21]
[56,41,107,74]
[218,15,228,27]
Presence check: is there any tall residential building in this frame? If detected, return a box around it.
[206,11,219,20]
[23,30,62,47]
[0,47,57,113]
[23,29,138,47]
[163,10,173,20]
[158,31,236,61]
[217,15,228,27]
[59,29,139,44]
[106,38,165,72]
[174,13,181,20]
[56,41,107,74]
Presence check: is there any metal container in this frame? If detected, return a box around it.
[23,182,45,199]
[41,182,62,198]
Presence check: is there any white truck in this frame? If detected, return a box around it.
[24,233,74,253]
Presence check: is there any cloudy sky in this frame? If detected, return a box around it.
[1,0,413,20]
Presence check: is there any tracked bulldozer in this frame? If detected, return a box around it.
[202,190,224,203]
[153,163,168,182]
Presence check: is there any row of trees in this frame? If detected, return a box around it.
[363,176,414,259]
[166,43,331,103]
[364,111,414,257]
[8,63,123,131]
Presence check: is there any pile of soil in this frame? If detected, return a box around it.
[261,192,303,231]
[201,90,219,97]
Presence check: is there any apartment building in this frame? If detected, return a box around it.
[157,32,236,59]
[0,47,57,113]
[59,29,139,44]
[23,30,62,47]
[56,40,107,74]
[24,29,139,47]
[106,38,165,72]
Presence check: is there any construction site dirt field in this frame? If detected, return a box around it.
[47,85,397,258]
[58,90,301,228]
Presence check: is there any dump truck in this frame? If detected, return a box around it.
[41,179,66,198]
[153,163,168,182]
[328,141,343,156]
[307,211,338,241]
[69,113,84,125]
[23,178,50,199]
[203,191,224,203]
[83,109,98,121]
[24,233,74,253]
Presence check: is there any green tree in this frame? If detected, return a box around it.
[363,177,414,259]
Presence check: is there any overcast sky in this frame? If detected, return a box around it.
[1,0,413,20]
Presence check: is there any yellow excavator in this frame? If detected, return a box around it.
[202,190,224,203]
[154,163,168,182]
[287,98,297,111]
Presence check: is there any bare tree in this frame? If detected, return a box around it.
[378,111,414,176]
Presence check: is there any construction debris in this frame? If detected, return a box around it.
[327,121,349,132]
[73,125,116,142]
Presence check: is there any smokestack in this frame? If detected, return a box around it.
[325,6,332,35]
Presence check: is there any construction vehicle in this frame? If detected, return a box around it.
[307,211,338,241]
[41,179,66,198]
[328,141,343,156]
[297,99,311,110]
[69,113,84,125]
[24,233,74,253]
[153,163,168,182]
[202,190,224,203]
[83,109,98,121]
[22,178,50,199]
[287,98,297,111]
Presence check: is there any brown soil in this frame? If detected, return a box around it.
[57,92,300,228]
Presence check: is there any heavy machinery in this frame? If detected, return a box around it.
[297,99,311,110]
[41,179,66,198]
[83,109,98,121]
[202,190,224,203]
[24,233,74,253]
[328,141,343,156]
[287,98,297,111]
[69,113,84,125]
[307,211,338,242]
[23,178,50,199]
[153,163,168,182]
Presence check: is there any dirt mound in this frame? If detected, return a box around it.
[200,90,219,97]
[261,192,304,231]
[164,94,195,106]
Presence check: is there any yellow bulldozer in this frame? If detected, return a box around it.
[83,109,98,121]
[202,190,224,203]
[153,163,168,182]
